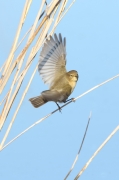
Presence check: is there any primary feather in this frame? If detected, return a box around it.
[38,33,67,87]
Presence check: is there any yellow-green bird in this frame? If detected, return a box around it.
[29,33,78,110]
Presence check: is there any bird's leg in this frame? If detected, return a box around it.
[56,102,62,113]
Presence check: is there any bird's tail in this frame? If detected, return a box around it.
[29,95,46,108]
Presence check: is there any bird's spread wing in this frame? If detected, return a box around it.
[38,33,67,87]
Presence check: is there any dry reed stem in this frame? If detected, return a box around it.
[54,0,68,25]
[49,0,67,35]
[0,62,6,73]
[50,0,76,36]
[14,0,46,54]
[0,0,65,144]
[0,0,61,94]
[12,0,76,84]
[0,66,38,149]
[0,20,45,129]
[64,112,91,180]
[0,0,61,129]
[25,0,48,67]
[0,92,9,106]
[15,26,32,52]
[0,61,24,128]
[0,22,35,128]
[16,18,53,83]
[15,0,46,83]
[74,125,119,180]
[0,0,31,91]
[46,0,61,15]
[59,0,76,20]
[14,0,46,83]
[6,1,71,134]
[0,18,54,147]
[16,3,60,80]
[0,7,64,132]
[0,1,31,124]
[1,74,119,150]
[0,16,64,147]
[23,0,32,22]
[0,15,47,94]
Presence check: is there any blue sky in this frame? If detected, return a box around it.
[0,0,119,180]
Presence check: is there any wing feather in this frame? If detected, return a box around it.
[38,33,67,87]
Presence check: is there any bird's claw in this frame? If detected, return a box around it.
[71,98,75,102]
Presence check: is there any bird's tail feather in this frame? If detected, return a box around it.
[29,95,46,108]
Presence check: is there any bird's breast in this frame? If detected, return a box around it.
[69,81,77,93]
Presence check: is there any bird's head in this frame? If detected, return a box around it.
[66,70,79,82]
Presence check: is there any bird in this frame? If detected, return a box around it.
[29,33,78,111]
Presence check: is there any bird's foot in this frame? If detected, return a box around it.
[56,103,62,113]
[71,98,75,102]
[65,98,75,103]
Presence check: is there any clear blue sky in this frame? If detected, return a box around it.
[0,0,119,180]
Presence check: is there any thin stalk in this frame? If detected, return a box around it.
[0,15,47,94]
[1,0,32,91]
[74,125,119,180]
[0,0,61,94]
[64,112,91,180]
[0,66,37,149]
[0,92,9,106]
[13,0,76,83]
[15,26,32,52]
[1,74,119,150]
[0,12,57,140]
[0,0,52,129]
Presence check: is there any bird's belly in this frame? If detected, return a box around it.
[56,89,68,103]
[58,95,65,102]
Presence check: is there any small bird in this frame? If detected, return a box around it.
[29,33,78,111]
